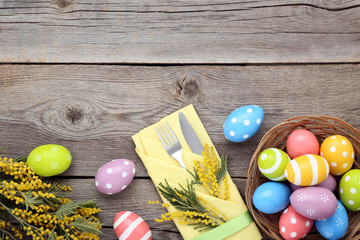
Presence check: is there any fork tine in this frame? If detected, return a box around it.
[161,123,174,145]
[155,126,168,148]
[165,122,178,143]
[159,124,171,146]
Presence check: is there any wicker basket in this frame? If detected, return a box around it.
[245,116,360,240]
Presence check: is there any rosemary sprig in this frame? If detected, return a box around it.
[157,179,227,231]
[216,154,228,183]
[158,179,204,213]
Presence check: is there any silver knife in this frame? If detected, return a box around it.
[179,111,204,155]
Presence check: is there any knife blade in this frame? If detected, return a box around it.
[179,111,204,155]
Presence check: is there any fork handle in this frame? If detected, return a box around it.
[171,150,186,169]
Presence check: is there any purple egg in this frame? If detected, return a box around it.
[290,183,302,191]
[317,174,337,192]
[290,187,337,220]
[290,174,337,192]
[95,159,136,194]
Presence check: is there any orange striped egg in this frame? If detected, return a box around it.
[284,154,329,186]
[113,211,152,240]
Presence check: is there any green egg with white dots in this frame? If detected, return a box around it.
[339,169,360,211]
[27,144,72,177]
[258,148,290,181]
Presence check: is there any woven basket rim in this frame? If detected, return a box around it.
[245,115,360,240]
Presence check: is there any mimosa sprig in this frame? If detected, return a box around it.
[188,144,230,200]
[150,144,230,232]
[154,179,228,232]
[0,156,103,240]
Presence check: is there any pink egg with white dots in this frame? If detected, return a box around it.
[95,159,135,194]
[279,205,313,240]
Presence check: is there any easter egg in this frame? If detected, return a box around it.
[339,169,360,211]
[286,129,319,159]
[279,205,313,240]
[320,135,355,176]
[113,211,152,240]
[315,200,348,240]
[252,181,292,214]
[258,148,290,181]
[223,105,264,142]
[290,174,337,192]
[285,154,329,186]
[317,174,337,192]
[290,187,337,220]
[95,159,135,195]
[27,144,72,177]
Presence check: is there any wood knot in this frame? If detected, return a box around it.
[176,74,203,102]
[66,107,83,124]
[183,80,199,98]
[56,0,71,8]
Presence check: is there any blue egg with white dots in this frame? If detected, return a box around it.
[223,105,264,142]
[315,200,348,240]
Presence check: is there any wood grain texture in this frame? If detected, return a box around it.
[0,0,360,63]
[0,64,359,179]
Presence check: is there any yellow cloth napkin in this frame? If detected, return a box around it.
[132,105,261,240]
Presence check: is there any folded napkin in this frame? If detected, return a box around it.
[132,105,261,240]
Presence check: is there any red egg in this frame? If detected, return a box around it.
[279,205,313,240]
[113,211,152,240]
[286,129,319,159]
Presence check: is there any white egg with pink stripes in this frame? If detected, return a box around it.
[113,211,152,240]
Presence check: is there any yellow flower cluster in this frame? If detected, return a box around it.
[148,197,227,228]
[0,219,23,239]
[0,157,103,240]
[194,144,230,200]
[197,197,229,222]
[154,210,217,227]
[76,207,102,217]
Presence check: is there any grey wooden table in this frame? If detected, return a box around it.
[0,1,359,239]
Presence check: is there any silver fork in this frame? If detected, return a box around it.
[155,122,186,169]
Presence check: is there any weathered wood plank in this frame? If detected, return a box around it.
[0,0,359,63]
[0,64,359,178]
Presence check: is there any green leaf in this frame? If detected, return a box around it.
[13,156,26,162]
[76,200,98,208]
[43,182,71,199]
[69,216,102,235]
[46,229,57,240]
[216,154,228,183]
[23,191,43,210]
[55,201,78,220]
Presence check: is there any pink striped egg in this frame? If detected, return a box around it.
[113,211,152,240]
